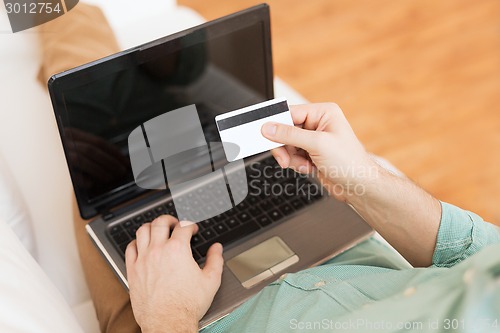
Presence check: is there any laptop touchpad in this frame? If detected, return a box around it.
[226,237,299,289]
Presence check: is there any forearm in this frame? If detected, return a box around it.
[346,161,441,267]
[136,303,199,333]
[142,321,198,333]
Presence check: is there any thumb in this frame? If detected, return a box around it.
[202,243,224,283]
[262,122,319,153]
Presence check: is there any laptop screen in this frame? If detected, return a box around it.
[49,5,273,219]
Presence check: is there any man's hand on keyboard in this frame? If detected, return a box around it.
[125,215,224,333]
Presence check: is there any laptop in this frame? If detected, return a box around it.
[48,4,373,328]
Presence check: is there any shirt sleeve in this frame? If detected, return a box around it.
[432,201,500,267]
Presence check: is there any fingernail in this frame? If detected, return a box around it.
[262,123,277,137]
[215,242,223,252]
[180,220,195,227]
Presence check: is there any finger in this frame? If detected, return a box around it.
[271,145,313,173]
[289,103,341,132]
[135,223,151,253]
[170,222,199,244]
[262,121,320,154]
[270,146,290,168]
[125,240,138,265]
[150,215,178,246]
[288,104,315,126]
[202,243,224,281]
[264,103,344,165]
[288,153,315,174]
[281,145,299,169]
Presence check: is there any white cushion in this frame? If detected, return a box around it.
[85,0,177,36]
[0,218,83,333]
[0,153,36,257]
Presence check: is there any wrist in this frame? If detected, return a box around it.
[143,322,198,333]
[141,310,198,333]
[341,158,385,206]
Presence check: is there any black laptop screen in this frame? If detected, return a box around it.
[49,5,273,219]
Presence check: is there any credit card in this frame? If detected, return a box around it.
[215,97,293,162]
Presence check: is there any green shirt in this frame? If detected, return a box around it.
[204,202,500,332]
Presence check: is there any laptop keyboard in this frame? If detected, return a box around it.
[108,156,324,262]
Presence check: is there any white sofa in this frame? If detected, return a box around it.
[0,2,311,332]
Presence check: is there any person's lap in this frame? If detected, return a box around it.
[322,237,410,270]
[199,237,409,332]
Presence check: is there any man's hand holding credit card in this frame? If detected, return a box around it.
[215,97,294,161]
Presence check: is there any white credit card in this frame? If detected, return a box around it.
[215,97,293,162]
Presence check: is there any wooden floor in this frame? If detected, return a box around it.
[179,0,500,226]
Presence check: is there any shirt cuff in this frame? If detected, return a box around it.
[432,201,500,267]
